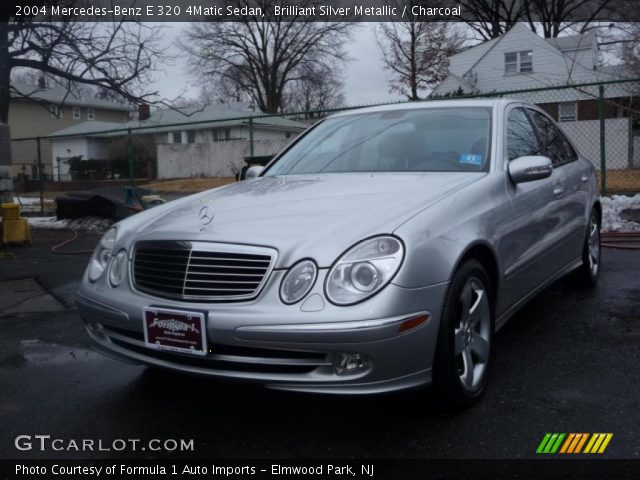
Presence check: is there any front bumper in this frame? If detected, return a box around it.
[77,269,448,394]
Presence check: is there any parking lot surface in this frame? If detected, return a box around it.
[1,229,639,459]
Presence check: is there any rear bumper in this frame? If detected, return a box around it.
[76,279,448,395]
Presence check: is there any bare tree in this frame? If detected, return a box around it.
[457,0,526,40]
[458,0,621,40]
[1,19,164,121]
[285,63,345,114]
[181,1,354,113]
[376,19,463,100]
[203,65,254,104]
[618,23,640,75]
[524,0,619,38]
[0,12,166,200]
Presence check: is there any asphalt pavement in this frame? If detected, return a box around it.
[1,229,639,460]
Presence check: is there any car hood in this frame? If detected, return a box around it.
[126,173,482,268]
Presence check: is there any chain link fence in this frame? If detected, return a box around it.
[9,77,640,215]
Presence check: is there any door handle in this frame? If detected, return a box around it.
[581,175,589,183]
[553,185,564,196]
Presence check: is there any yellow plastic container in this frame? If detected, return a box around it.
[1,203,32,245]
[0,203,20,221]
[1,218,32,245]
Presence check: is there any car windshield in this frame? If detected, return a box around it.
[265,107,492,175]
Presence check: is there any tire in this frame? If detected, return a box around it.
[575,209,601,288]
[432,259,494,410]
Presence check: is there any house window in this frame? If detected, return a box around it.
[87,107,95,120]
[213,128,231,142]
[505,50,533,74]
[171,131,182,144]
[558,102,577,122]
[73,106,81,119]
[49,105,62,118]
[186,130,196,143]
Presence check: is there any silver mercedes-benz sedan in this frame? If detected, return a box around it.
[77,99,601,408]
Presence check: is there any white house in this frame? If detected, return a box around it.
[431,24,640,170]
[48,102,307,181]
[432,23,626,97]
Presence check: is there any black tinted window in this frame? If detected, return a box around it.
[528,110,577,166]
[506,108,539,161]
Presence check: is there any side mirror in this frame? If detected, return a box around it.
[508,156,552,184]
[245,165,264,180]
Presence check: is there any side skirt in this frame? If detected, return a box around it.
[495,257,583,332]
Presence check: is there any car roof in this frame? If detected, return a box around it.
[330,98,515,118]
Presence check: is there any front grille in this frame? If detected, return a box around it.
[133,241,275,301]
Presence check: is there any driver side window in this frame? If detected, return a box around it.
[506,107,540,161]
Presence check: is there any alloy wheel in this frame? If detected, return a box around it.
[454,277,492,392]
[587,213,600,278]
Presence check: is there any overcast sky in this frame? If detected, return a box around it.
[151,22,405,107]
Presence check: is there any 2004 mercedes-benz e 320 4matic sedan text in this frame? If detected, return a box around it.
[77,99,601,408]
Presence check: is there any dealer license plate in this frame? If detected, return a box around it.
[143,307,207,356]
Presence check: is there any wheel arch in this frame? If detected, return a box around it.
[592,200,602,226]
[451,242,500,307]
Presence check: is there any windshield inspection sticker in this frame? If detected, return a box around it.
[459,153,483,165]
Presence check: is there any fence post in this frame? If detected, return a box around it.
[248,116,254,157]
[127,129,133,180]
[598,85,606,195]
[36,137,44,215]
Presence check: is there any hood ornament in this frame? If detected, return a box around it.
[198,204,214,231]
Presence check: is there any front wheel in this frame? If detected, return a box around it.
[432,259,494,409]
[575,209,601,288]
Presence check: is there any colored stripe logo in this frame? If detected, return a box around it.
[536,433,613,454]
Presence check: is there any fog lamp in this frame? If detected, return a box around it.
[334,352,369,375]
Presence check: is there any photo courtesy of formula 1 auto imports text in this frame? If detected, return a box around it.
[1,0,640,479]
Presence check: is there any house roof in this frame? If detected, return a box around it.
[49,102,307,139]
[448,24,597,77]
[447,73,475,91]
[11,81,130,111]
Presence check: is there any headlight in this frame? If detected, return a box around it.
[108,250,128,287]
[280,259,318,304]
[325,236,404,305]
[87,228,117,282]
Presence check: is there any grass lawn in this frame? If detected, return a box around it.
[141,177,236,193]
[599,169,640,194]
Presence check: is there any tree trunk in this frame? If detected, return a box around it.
[0,22,13,203]
[410,25,418,101]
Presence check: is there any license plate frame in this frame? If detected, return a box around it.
[142,307,207,357]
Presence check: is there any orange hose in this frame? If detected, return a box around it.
[50,229,94,254]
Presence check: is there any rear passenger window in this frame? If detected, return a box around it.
[506,108,540,161]
[528,110,577,166]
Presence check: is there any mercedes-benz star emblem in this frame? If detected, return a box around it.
[198,205,214,226]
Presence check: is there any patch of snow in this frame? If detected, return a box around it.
[13,196,54,206]
[601,194,640,232]
[12,196,55,213]
[27,216,113,233]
